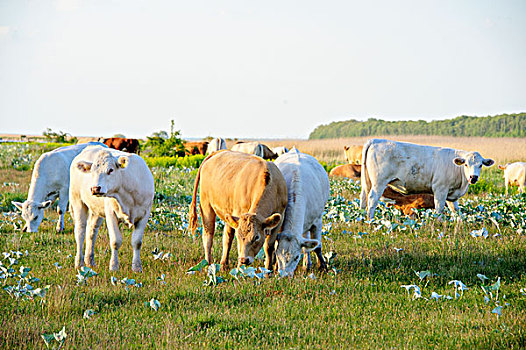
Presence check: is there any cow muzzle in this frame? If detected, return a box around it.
[91,186,105,196]
[238,257,253,266]
[469,175,479,184]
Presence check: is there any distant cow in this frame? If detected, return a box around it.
[344,145,363,164]
[76,137,101,144]
[329,164,361,180]
[498,162,526,194]
[184,141,209,155]
[260,144,278,160]
[231,141,264,158]
[381,187,435,216]
[101,138,140,154]
[188,150,288,270]
[13,142,106,232]
[70,146,154,272]
[360,139,494,219]
[207,137,227,154]
[272,146,289,156]
[274,148,330,277]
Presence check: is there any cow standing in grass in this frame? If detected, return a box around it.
[498,162,526,194]
[69,146,154,272]
[207,137,227,154]
[274,148,330,277]
[13,142,106,232]
[188,150,287,270]
[360,139,494,220]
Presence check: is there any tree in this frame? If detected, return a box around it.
[143,120,186,157]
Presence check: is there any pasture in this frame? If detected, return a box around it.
[0,137,525,349]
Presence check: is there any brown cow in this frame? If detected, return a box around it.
[329,164,361,180]
[101,138,140,154]
[184,141,209,155]
[344,145,364,164]
[188,150,288,270]
[381,187,435,216]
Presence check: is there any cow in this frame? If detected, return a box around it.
[360,139,494,220]
[184,141,209,155]
[69,146,154,272]
[344,145,363,165]
[272,146,289,156]
[13,142,107,233]
[101,137,140,154]
[274,148,330,277]
[188,150,288,270]
[328,164,361,180]
[381,187,435,216]
[260,144,278,160]
[231,141,264,158]
[207,137,227,154]
[498,162,526,194]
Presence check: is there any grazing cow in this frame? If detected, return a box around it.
[231,141,264,158]
[498,162,526,194]
[207,137,227,154]
[13,142,107,233]
[344,145,363,164]
[272,146,289,156]
[274,148,330,277]
[69,146,154,272]
[184,141,209,155]
[188,150,288,270]
[329,164,361,180]
[101,137,140,154]
[360,139,494,220]
[381,187,435,216]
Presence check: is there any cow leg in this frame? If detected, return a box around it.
[220,225,235,271]
[56,191,68,232]
[200,203,216,264]
[263,230,278,270]
[360,187,368,210]
[505,179,509,195]
[367,184,387,220]
[432,190,447,214]
[446,200,459,214]
[84,213,103,268]
[131,214,149,273]
[311,219,327,271]
[302,231,313,271]
[105,207,122,271]
[72,203,88,269]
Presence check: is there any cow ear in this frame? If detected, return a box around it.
[300,238,319,251]
[39,200,52,209]
[263,213,281,230]
[344,146,349,151]
[117,156,129,168]
[76,161,92,172]
[12,201,23,211]
[498,164,507,170]
[224,214,239,229]
[453,157,465,166]
[482,158,494,167]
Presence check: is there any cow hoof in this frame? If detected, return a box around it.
[84,257,96,268]
[132,264,143,273]
[220,262,229,272]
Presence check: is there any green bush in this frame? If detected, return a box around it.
[142,120,186,157]
[145,155,205,169]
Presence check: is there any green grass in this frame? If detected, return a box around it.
[0,144,525,349]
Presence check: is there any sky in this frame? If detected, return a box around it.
[1,0,525,139]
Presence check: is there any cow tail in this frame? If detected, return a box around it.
[187,152,218,236]
[360,139,374,209]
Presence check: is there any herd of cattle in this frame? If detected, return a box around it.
[10,137,526,276]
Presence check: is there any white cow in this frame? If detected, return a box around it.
[274,148,330,277]
[231,141,264,158]
[360,139,494,220]
[272,146,289,156]
[207,137,227,154]
[69,146,154,272]
[13,142,106,232]
[498,162,526,194]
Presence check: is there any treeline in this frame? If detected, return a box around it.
[309,113,526,139]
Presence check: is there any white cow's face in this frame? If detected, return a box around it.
[76,152,129,197]
[453,152,494,184]
[225,213,281,266]
[13,200,52,232]
[275,233,318,277]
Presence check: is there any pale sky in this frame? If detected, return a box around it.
[1,0,525,139]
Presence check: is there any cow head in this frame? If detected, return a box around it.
[453,152,494,184]
[75,151,130,197]
[225,212,282,266]
[12,200,52,232]
[275,233,319,277]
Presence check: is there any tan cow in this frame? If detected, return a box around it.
[329,164,361,180]
[381,187,435,216]
[344,145,363,164]
[231,141,264,158]
[184,141,209,155]
[498,162,526,194]
[188,150,288,270]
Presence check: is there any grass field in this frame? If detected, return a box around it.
[1,138,525,349]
